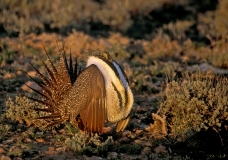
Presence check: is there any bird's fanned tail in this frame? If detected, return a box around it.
[26,47,79,127]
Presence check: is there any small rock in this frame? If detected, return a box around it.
[141,147,151,155]
[0,156,11,160]
[2,139,14,144]
[136,107,148,113]
[122,130,131,137]
[45,147,56,155]
[21,81,41,92]
[36,131,43,135]
[154,145,168,154]
[55,147,66,153]
[119,137,130,144]
[36,138,45,143]
[4,73,16,79]
[129,133,137,139]
[145,141,152,147]
[16,70,23,76]
[138,137,152,147]
[119,153,144,160]
[24,138,32,143]
[27,71,37,77]
[181,55,189,62]
[83,155,103,160]
[134,140,146,147]
[48,147,55,151]
[102,126,112,134]
[107,152,118,159]
[0,148,6,154]
[135,129,143,135]
[13,157,22,160]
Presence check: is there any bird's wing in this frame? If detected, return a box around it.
[77,64,106,133]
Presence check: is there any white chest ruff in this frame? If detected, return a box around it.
[87,56,133,122]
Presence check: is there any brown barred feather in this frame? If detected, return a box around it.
[59,52,71,86]
[78,64,106,133]
[41,59,57,87]
[46,119,65,128]
[42,44,59,78]
[26,96,53,108]
[27,47,79,128]
[29,62,52,88]
[36,114,61,119]
[24,83,50,100]
[34,108,53,112]
[26,73,52,96]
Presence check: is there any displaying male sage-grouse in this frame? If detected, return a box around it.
[27,48,134,133]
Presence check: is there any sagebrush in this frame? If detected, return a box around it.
[158,72,228,141]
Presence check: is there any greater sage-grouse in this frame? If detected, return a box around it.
[27,48,134,133]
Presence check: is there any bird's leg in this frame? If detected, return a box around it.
[76,117,85,131]
[69,112,86,130]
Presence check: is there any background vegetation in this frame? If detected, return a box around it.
[0,0,228,159]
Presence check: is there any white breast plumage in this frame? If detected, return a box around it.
[87,56,133,122]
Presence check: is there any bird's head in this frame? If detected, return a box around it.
[82,50,113,63]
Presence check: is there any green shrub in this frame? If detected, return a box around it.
[183,38,228,69]
[65,133,113,156]
[114,143,142,154]
[205,44,228,69]
[0,42,15,66]
[105,43,130,61]
[0,0,167,35]
[5,96,49,128]
[0,124,11,141]
[143,30,182,62]
[130,61,180,92]
[198,0,228,41]
[163,20,194,42]
[158,72,228,141]
[0,0,99,35]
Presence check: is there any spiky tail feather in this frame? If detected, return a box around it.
[27,46,79,127]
